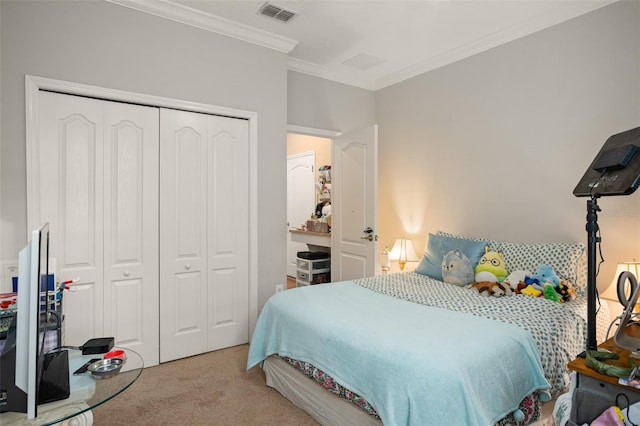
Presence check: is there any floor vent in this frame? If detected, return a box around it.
[258,2,297,23]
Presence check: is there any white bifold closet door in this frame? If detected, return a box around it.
[159,109,249,363]
[36,91,160,366]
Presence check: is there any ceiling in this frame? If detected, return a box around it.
[110,0,616,90]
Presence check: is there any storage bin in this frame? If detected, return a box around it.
[296,259,330,271]
[296,251,330,287]
[296,268,331,285]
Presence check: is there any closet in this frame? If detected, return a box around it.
[32,91,249,367]
[159,109,249,363]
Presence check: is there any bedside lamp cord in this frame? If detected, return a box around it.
[617,393,639,426]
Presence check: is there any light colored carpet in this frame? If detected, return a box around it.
[92,344,318,425]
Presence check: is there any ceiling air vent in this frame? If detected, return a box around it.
[342,53,386,71]
[258,2,297,23]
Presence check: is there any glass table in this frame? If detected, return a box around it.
[1,347,143,425]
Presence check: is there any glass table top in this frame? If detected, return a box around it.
[1,347,143,425]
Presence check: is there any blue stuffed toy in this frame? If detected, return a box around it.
[534,264,560,288]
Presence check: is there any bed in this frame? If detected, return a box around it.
[247,232,610,425]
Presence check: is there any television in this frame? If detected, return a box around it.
[573,126,640,197]
[0,223,51,419]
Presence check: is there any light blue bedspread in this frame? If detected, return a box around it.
[247,282,549,426]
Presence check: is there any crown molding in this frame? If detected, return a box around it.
[375,0,617,90]
[107,0,617,91]
[288,57,375,91]
[106,0,298,54]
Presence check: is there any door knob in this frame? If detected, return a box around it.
[185,264,191,270]
[123,270,131,277]
[361,227,376,241]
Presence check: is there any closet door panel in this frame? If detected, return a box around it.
[174,272,202,330]
[103,102,160,367]
[36,92,105,344]
[111,279,143,344]
[159,109,208,362]
[207,116,249,351]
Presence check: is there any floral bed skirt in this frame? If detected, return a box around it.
[280,355,542,425]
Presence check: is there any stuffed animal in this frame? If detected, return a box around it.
[543,283,562,303]
[524,276,539,286]
[556,280,577,302]
[521,285,542,297]
[474,247,508,283]
[467,281,513,297]
[442,250,474,286]
[534,264,560,288]
[503,270,530,290]
[514,281,528,294]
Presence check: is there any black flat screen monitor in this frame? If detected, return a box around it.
[574,126,640,197]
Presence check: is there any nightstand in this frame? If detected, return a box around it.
[567,331,640,424]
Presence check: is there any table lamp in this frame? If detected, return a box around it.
[389,237,419,271]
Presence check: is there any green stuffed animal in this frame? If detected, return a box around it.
[474,247,508,283]
[543,283,561,303]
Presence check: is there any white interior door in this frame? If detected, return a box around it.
[332,125,378,281]
[287,152,316,277]
[160,109,208,361]
[36,92,105,346]
[35,91,160,366]
[206,115,249,352]
[160,109,249,362]
[102,102,159,366]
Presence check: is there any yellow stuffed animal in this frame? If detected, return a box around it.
[474,247,508,283]
[520,285,542,297]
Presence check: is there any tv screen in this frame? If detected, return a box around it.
[574,127,640,197]
[0,223,50,419]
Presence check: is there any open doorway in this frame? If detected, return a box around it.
[286,123,378,287]
[287,133,332,288]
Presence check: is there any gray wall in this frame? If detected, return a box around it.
[0,0,287,310]
[375,0,640,291]
[4,0,638,304]
[287,70,375,132]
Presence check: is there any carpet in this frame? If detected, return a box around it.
[92,344,318,425]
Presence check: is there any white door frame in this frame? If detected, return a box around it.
[287,125,341,140]
[286,125,341,279]
[25,75,260,338]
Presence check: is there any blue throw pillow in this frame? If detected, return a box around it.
[415,233,488,281]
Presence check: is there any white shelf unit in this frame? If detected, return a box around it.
[296,256,331,287]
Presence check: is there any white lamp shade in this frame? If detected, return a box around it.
[602,261,640,302]
[389,238,419,262]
